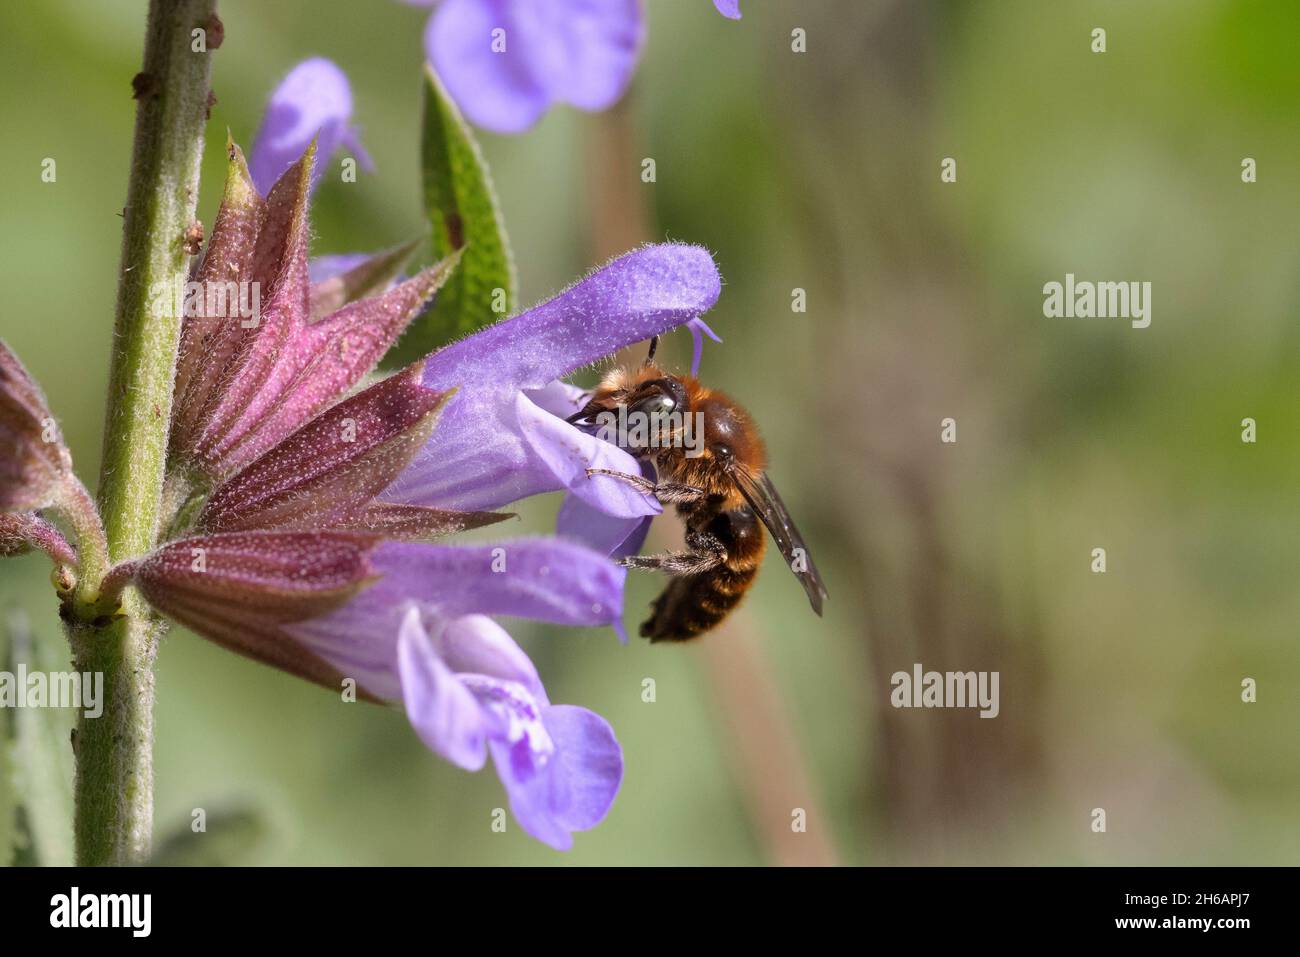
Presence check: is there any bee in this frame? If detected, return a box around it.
[569,336,827,641]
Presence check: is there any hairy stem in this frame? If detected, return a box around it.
[77,0,216,867]
[71,612,161,866]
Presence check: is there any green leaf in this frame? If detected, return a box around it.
[386,65,516,366]
[2,608,75,866]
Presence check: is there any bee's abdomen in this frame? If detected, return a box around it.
[640,506,765,642]
[640,564,758,642]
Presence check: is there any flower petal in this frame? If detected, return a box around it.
[491,704,622,850]
[391,245,719,511]
[557,493,653,559]
[397,607,491,770]
[368,538,625,627]
[383,385,657,515]
[427,0,551,134]
[523,380,588,418]
[381,387,551,510]
[514,0,644,113]
[434,613,545,697]
[283,592,404,700]
[515,392,659,517]
[422,243,721,393]
[714,0,742,20]
[250,58,365,194]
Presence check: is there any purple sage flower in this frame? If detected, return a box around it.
[250,58,373,195]
[380,243,722,554]
[114,139,727,849]
[131,527,626,849]
[402,0,645,133]
[286,540,625,849]
[403,1,741,132]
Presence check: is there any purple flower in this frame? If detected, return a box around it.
[714,0,742,20]
[286,539,625,848]
[380,243,722,552]
[132,527,625,849]
[249,60,403,305]
[250,58,373,195]
[122,140,725,849]
[404,0,645,133]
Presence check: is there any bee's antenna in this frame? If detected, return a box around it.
[644,335,659,367]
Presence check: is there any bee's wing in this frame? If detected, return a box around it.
[730,464,828,616]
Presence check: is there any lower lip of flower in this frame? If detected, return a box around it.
[460,673,555,766]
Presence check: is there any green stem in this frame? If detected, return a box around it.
[71,612,161,866]
[76,0,216,867]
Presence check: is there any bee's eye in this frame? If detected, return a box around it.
[630,393,675,417]
[713,444,733,460]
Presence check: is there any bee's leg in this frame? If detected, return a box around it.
[585,468,707,504]
[618,548,724,575]
[585,468,655,493]
[618,530,726,576]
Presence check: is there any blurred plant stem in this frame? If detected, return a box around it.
[73,0,215,866]
[586,95,650,260]
[699,616,840,866]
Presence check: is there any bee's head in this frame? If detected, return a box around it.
[569,367,690,454]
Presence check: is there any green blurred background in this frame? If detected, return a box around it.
[2,0,1299,864]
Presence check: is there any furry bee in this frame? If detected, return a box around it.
[569,337,827,641]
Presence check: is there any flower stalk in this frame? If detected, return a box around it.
[75,0,216,866]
